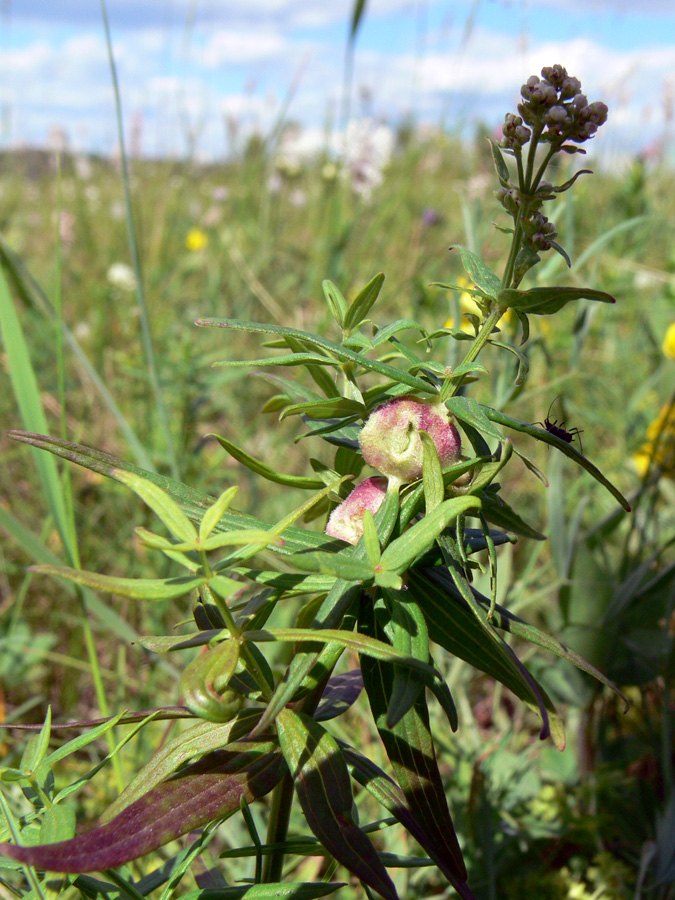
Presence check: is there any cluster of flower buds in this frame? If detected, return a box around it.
[501,113,531,150]
[501,65,608,151]
[521,211,558,252]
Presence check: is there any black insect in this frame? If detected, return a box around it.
[535,398,583,453]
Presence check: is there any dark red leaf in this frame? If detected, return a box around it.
[0,741,284,873]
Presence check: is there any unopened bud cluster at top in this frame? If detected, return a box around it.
[496,65,608,260]
[501,64,608,151]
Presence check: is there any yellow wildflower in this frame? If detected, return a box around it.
[633,401,675,478]
[662,321,675,360]
[445,276,483,333]
[444,275,513,332]
[185,227,208,252]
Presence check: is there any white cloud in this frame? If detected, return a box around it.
[201,29,288,66]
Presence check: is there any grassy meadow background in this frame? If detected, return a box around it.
[1,66,675,899]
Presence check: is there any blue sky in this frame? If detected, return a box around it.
[1,0,673,161]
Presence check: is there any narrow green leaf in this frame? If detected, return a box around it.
[420,431,444,514]
[349,0,368,41]
[451,246,502,298]
[166,529,283,554]
[380,496,481,574]
[363,510,381,567]
[196,318,436,395]
[113,469,197,542]
[280,397,365,421]
[383,594,429,728]
[134,527,200,571]
[497,285,616,315]
[277,709,398,900]
[343,273,385,332]
[200,487,240,540]
[135,631,220,652]
[215,353,336,369]
[289,551,375,582]
[19,707,51,775]
[481,406,631,511]
[30,564,205,601]
[478,595,629,710]
[371,319,428,348]
[488,339,530,386]
[409,569,565,748]
[244,628,437,680]
[444,396,504,441]
[39,711,128,773]
[488,138,510,186]
[0,268,71,552]
[322,279,348,326]
[179,883,346,900]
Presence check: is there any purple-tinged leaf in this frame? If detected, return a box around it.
[359,602,473,900]
[315,669,364,722]
[103,711,264,820]
[411,568,565,748]
[277,709,398,900]
[343,743,473,894]
[0,740,284,873]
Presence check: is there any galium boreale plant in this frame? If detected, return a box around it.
[1,66,630,900]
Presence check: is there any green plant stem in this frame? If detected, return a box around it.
[261,772,295,882]
[0,789,46,900]
[501,215,524,289]
[441,305,505,401]
[103,868,147,900]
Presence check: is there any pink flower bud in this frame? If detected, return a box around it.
[358,398,461,484]
[325,476,388,545]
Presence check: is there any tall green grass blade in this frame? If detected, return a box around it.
[100,0,178,478]
[0,217,152,470]
[0,268,71,555]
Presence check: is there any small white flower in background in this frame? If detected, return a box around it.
[107,262,137,292]
[212,185,230,202]
[74,155,93,180]
[73,322,91,342]
[344,118,394,200]
[289,188,307,208]
[267,172,283,194]
[110,201,125,220]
